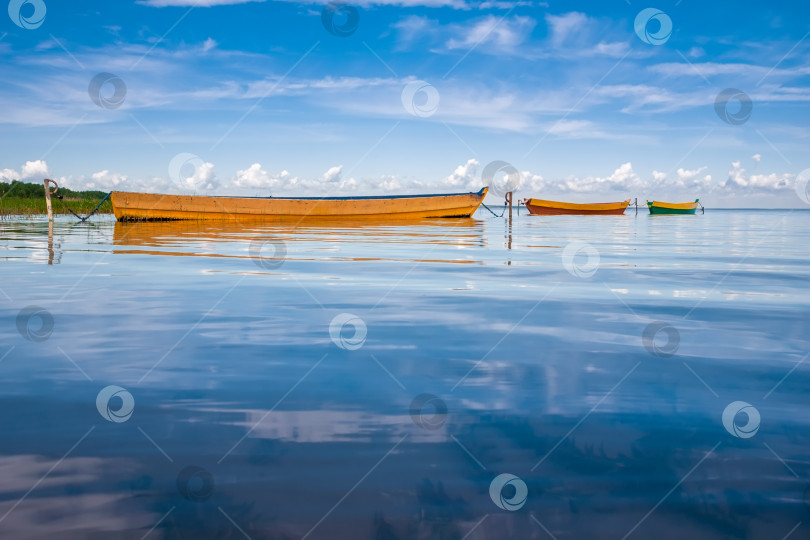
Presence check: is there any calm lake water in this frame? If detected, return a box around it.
[1,209,809,539]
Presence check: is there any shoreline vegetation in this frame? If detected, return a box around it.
[0,181,113,218]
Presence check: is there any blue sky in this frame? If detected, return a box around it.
[1,0,809,206]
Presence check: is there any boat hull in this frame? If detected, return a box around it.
[111,189,488,221]
[647,200,699,215]
[523,198,631,215]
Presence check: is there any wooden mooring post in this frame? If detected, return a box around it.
[505,191,513,222]
[43,179,58,222]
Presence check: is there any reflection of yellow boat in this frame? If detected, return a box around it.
[112,218,486,264]
[111,188,488,221]
[523,198,631,215]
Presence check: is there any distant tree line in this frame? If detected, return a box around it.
[0,180,108,200]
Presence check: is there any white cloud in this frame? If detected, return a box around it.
[21,160,49,179]
[546,12,588,48]
[177,162,218,191]
[723,161,791,190]
[322,165,343,183]
[675,166,712,189]
[201,38,217,53]
[442,158,479,189]
[88,170,128,190]
[752,153,761,163]
[446,16,536,52]
[0,168,20,181]
[233,163,278,189]
[0,160,50,181]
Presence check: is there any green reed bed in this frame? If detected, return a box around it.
[0,181,113,218]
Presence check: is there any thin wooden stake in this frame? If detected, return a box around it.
[43,178,58,222]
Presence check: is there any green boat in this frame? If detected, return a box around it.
[647,199,701,215]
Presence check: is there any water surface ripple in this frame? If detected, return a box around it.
[1,209,808,539]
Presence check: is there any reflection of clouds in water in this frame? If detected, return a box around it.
[191,407,448,443]
[0,455,157,537]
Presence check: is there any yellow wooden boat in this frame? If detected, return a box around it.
[110,188,488,221]
[647,199,700,215]
[523,197,631,215]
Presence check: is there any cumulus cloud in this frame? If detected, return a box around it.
[442,158,480,189]
[752,153,761,163]
[555,162,643,193]
[21,160,49,179]
[233,163,278,189]
[87,170,128,190]
[181,162,219,191]
[723,161,791,190]
[675,166,712,189]
[322,165,343,183]
[0,168,19,182]
[0,160,50,182]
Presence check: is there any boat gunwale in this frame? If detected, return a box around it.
[646,199,699,210]
[523,197,631,210]
[111,187,486,202]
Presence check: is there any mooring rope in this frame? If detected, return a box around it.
[480,202,500,217]
[58,191,111,222]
